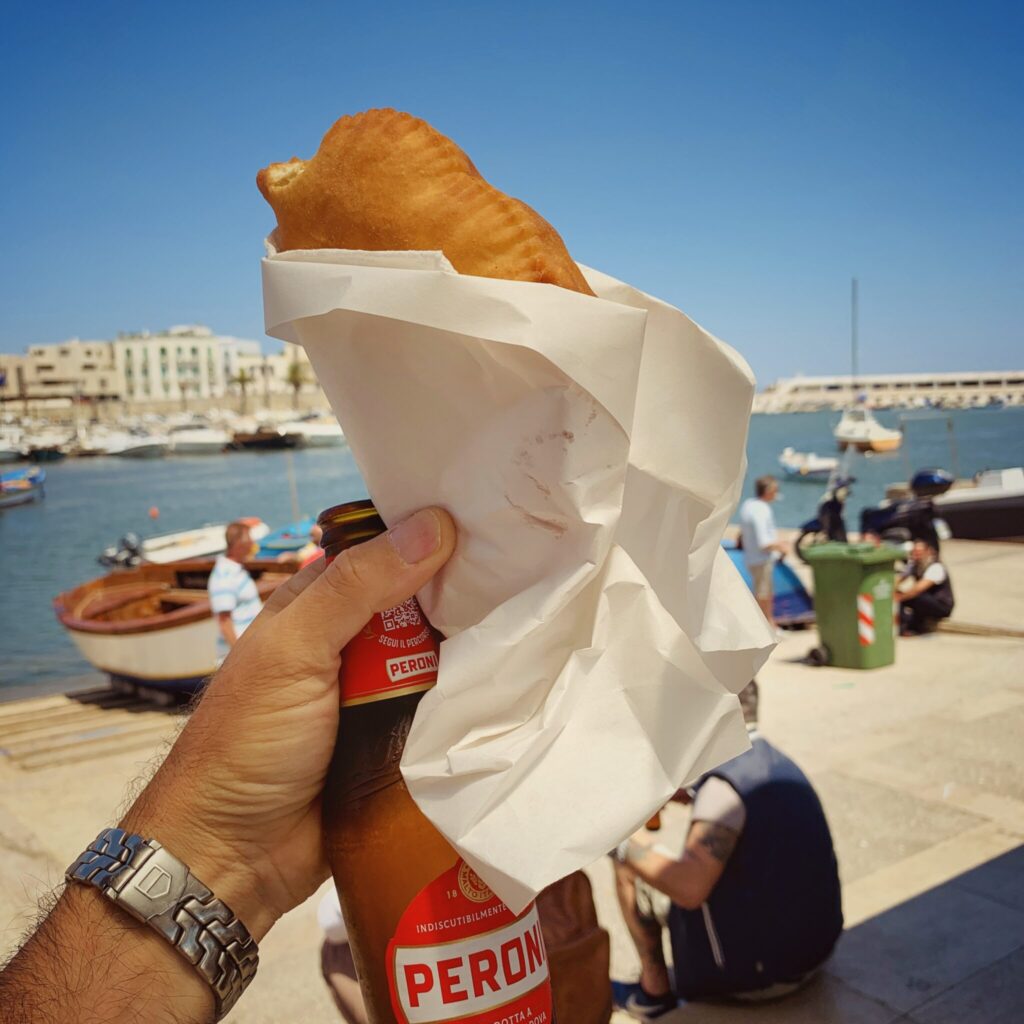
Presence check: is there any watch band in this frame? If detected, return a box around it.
[65,827,258,1018]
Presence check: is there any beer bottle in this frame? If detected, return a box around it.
[320,500,554,1024]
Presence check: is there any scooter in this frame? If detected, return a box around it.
[795,476,855,564]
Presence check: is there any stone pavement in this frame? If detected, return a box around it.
[1,537,1022,1022]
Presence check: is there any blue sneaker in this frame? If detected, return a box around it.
[617,982,678,1020]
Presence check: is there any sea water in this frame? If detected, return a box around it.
[1,407,1022,696]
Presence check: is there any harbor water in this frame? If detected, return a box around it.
[2,407,1022,697]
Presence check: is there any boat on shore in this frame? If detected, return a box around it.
[833,408,902,453]
[933,468,1024,542]
[54,557,300,694]
[0,466,45,509]
[779,447,838,481]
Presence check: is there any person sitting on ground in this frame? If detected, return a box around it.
[612,681,843,1018]
[896,535,954,635]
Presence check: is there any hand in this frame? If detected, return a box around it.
[122,507,457,940]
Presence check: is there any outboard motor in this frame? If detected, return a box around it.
[97,532,145,569]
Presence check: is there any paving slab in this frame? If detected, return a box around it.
[906,947,1024,1024]
[830,872,1024,1014]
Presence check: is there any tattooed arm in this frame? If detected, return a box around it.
[621,819,740,911]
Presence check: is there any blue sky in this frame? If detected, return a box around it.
[2,1,1021,386]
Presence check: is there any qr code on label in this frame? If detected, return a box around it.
[381,598,422,632]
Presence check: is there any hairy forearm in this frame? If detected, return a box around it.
[0,886,212,1024]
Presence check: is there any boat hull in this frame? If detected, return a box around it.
[63,618,218,691]
[0,485,43,509]
[169,441,227,454]
[109,443,168,458]
[837,436,902,453]
[935,493,1024,542]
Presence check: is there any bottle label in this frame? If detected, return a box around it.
[328,550,441,706]
[386,859,553,1024]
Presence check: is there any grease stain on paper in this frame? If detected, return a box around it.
[504,495,567,538]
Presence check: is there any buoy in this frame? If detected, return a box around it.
[149,506,160,520]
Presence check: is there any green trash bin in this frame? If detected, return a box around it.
[803,543,902,669]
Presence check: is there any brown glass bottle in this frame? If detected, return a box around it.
[319,500,553,1024]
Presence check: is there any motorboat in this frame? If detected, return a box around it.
[0,427,22,463]
[167,423,231,454]
[54,557,301,695]
[101,430,169,458]
[933,468,1024,542]
[229,425,301,450]
[833,407,902,453]
[779,447,838,482]
[99,517,270,567]
[278,418,346,448]
[21,429,71,462]
[0,465,45,509]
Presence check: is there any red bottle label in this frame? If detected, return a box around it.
[327,551,441,707]
[386,859,553,1024]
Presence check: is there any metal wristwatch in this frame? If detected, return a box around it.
[65,827,258,1018]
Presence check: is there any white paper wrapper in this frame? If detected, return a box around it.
[263,244,774,912]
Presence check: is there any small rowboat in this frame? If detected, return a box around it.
[778,447,838,482]
[0,465,45,509]
[54,558,301,696]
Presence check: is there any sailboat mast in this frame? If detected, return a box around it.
[851,276,859,399]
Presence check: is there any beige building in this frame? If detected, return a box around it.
[0,326,321,413]
[755,370,1024,413]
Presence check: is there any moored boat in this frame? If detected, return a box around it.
[54,557,300,694]
[168,423,231,454]
[229,426,301,450]
[833,408,902,453]
[98,517,270,567]
[278,418,346,448]
[779,447,838,481]
[0,465,45,509]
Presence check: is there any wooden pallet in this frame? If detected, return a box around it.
[0,688,180,771]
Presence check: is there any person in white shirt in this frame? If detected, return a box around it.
[896,536,954,635]
[738,476,788,626]
[208,521,263,661]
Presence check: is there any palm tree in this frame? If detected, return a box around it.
[231,369,254,415]
[286,358,305,411]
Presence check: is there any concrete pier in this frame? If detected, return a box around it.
[2,537,1022,1023]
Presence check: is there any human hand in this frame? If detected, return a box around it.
[122,507,457,940]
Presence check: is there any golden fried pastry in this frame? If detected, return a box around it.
[257,108,594,296]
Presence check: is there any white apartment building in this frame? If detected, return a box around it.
[0,325,317,410]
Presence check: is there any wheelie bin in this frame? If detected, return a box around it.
[803,543,902,669]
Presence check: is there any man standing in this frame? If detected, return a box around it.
[739,475,787,626]
[208,520,263,662]
[613,684,843,1017]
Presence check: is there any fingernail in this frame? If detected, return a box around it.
[388,509,441,565]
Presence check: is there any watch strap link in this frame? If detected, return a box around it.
[66,827,258,1018]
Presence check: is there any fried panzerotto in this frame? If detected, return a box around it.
[257,108,594,296]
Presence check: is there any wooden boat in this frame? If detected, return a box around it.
[0,465,45,509]
[54,558,301,695]
[229,427,301,450]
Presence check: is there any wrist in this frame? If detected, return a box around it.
[121,788,278,942]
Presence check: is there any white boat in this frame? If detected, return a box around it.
[167,424,231,454]
[778,447,839,481]
[100,431,170,458]
[0,466,45,509]
[833,408,902,453]
[278,418,346,448]
[933,467,1024,542]
[0,442,21,463]
[141,519,269,564]
[54,557,300,694]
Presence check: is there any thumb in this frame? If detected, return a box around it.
[273,507,457,663]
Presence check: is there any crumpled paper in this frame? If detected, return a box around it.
[263,243,774,911]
